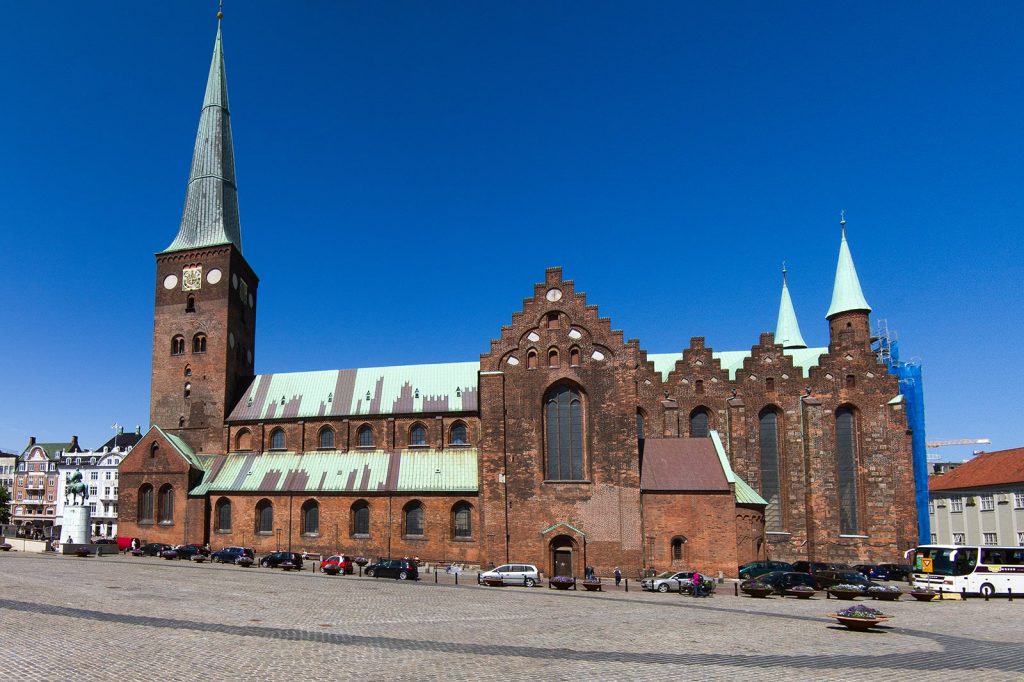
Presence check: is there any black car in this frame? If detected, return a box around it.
[260,551,304,569]
[791,561,846,575]
[175,544,211,560]
[814,570,880,591]
[853,564,890,581]
[138,542,172,556]
[742,571,818,595]
[876,563,912,581]
[738,560,794,579]
[211,546,254,563]
[364,559,419,580]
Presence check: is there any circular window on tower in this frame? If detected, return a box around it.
[207,268,222,285]
[163,274,178,290]
[546,288,562,302]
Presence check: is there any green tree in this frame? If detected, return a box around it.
[0,485,10,524]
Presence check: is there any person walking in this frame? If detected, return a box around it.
[691,570,702,598]
[614,567,622,587]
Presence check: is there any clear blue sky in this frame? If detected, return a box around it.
[1,2,1020,459]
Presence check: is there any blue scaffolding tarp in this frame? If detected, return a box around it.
[883,340,928,545]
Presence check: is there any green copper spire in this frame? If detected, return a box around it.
[775,264,807,349]
[164,20,242,254]
[825,215,871,319]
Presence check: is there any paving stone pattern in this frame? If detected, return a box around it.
[1,554,1022,681]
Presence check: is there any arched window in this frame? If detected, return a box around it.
[351,500,370,536]
[192,333,207,354]
[185,295,195,312]
[452,501,472,538]
[255,499,273,534]
[184,382,191,399]
[527,349,538,370]
[215,497,231,532]
[836,406,859,534]
[157,484,174,524]
[318,427,335,449]
[171,335,185,355]
[301,500,319,535]
[404,501,424,536]
[548,348,560,368]
[671,536,686,561]
[235,429,252,451]
[759,408,783,531]
[450,422,468,445]
[689,408,710,438]
[357,425,374,448]
[545,384,584,480]
[695,379,704,395]
[184,365,192,377]
[546,312,560,329]
[137,484,154,522]
[569,347,581,367]
[269,428,285,450]
[149,443,158,459]
[410,423,427,446]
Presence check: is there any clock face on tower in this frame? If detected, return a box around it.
[182,266,203,291]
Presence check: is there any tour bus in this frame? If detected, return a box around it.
[911,544,1024,597]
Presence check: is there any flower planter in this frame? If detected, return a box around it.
[785,589,816,600]
[131,549,145,557]
[871,591,901,601]
[161,550,178,560]
[74,548,91,558]
[0,544,12,552]
[549,578,575,590]
[581,581,602,592]
[910,591,936,602]
[832,615,888,631]
[829,590,861,600]
[236,557,254,568]
[354,559,369,567]
[742,587,773,598]
[192,555,207,564]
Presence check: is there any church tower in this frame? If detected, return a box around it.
[825,216,872,352]
[150,19,258,454]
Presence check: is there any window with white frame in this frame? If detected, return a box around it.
[89,503,97,513]
[980,494,995,511]
[930,533,937,543]
[953,533,965,545]
[928,500,934,515]
[950,496,963,512]
[105,471,112,480]
[1015,492,1024,509]
[983,532,997,545]
[1018,531,1024,547]
[91,472,98,480]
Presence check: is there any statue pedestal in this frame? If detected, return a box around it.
[62,505,91,545]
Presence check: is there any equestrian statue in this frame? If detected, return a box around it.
[64,470,89,505]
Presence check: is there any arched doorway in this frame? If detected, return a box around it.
[549,534,578,577]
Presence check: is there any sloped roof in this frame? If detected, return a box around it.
[190,448,478,496]
[929,447,1024,491]
[21,442,71,460]
[94,432,143,452]
[826,224,872,319]
[648,347,827,381]
[641,438,730,492]
[150,425,207,470]
[775,269,808,349]
[734,474,768,506]
[226,361,480,421]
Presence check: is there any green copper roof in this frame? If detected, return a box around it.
[164,23,242,254]
[733,473,768,506]
[190,448,478,495]
[227,361,480,421]
[648,347,827,381]
[21,442,72,460]
[709,430,767,505]
[775,267,807,349]
[151,425,206,470]
[825,222,871,319]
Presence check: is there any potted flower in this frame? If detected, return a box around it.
[235,555,254,568]
[828,583,865,600]
[785,584,816,599]
[740,580,774,598]
[549,576,576,590]
[74,547,91,558]
[0,543,12,552]
[353,557,369,567]
[831,604,891,631]
[581,577,603,592]
[909,587,937,602]
[868,585,902,601]
[161,549,178,560]
[130,548,145,557]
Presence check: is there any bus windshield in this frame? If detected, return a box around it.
[915,547,978,576]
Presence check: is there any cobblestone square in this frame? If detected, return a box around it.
[1,553,1022,681]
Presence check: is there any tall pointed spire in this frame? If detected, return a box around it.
[825,213,871,319]
[164,16,242,254]
[775,263,807,349]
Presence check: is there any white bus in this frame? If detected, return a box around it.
[911,544,1024,597]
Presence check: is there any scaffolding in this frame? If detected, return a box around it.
[874,320,928,545]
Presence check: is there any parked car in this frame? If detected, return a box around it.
[741,571,818,595]
[814,570,880,591]
[211,546,254,564]
[364,558,418,580]
[478,564,540,587]
[321,555,354,575]
[791,561,838,575]
[260,551,304,569]
[738,560,794,579]
[641,571,695,593]
[174,544,211,560]
[876,563,912,581]
[853,564,890,581]
[138,543,172,557]
[93,538,116,545]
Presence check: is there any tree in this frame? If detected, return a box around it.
[0,485,10,524]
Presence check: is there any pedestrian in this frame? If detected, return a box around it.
[614,567,622,586]
[691,570,702,598]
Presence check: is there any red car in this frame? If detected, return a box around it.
[321,554,354,575]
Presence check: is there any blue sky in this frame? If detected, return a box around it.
[0,2,1020,458]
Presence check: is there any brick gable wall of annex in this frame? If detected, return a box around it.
[640,491,738,577]
[226,416,482,453]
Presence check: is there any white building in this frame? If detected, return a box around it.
[929,446,1024,547]
[56,428,142,539]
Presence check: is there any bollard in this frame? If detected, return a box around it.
[359,565,362,577]
[962,587,967,601]
[572,577,577,591]
[1009,589,1013,602]
[734,583,738,597]
[939,587,943,600]
[625,578,628,593]
[984,589,989,602]
[435,571,438,584]
[455,572,458,585]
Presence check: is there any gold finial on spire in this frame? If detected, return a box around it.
[218,0,224,21]
[782,261,787,282]
[840,209,846,226]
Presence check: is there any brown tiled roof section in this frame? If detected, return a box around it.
[929,447,1024,491]
[640,438,730,492]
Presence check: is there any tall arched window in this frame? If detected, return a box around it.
[569,347,581,367]
[759,407,783,531]
[235,429,252,451]
[157,484,174,524]
[452,502,472,538]
[357,425,374,448]
[192,333,206,354]
[450,422,468,445]
[185,295,195,312]
[545,384,584,480]
[527,349,538,369]
[548,348,560,368]
[410,423,427,446]
[215,497,231,532]
[255,499,273,534]
[636,410,646,441]
[318,427,334,449]
[836,406,859,534]
[404,501,424,536]
[301,500,319,535]
[269,428,285,450]
[689,408,710,438]
[351,500,370,536]
[171,335,185,355]
[137,484,154,522]
[671,536,686,561]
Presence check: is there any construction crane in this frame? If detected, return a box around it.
[926,439,990,449]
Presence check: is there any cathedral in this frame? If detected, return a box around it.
[118,21,918,578]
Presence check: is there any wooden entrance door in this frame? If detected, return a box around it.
[554,549,573,577]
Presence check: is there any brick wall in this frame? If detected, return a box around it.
[641,491,738,577]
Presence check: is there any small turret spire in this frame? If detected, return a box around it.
[775,262,808,349]
[825,214,871,319]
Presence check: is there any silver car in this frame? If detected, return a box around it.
[641,570,695,593]
[479,564,540,587]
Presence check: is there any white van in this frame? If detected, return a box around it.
[479,564,540,587]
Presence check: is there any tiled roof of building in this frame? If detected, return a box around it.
[640,438,730,492]
[648,348,827,381]
[94,432,144,452]
[21,442,72,460]
[190,448,478,495]
[226,361,480,421]
[928,447,1024,491]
